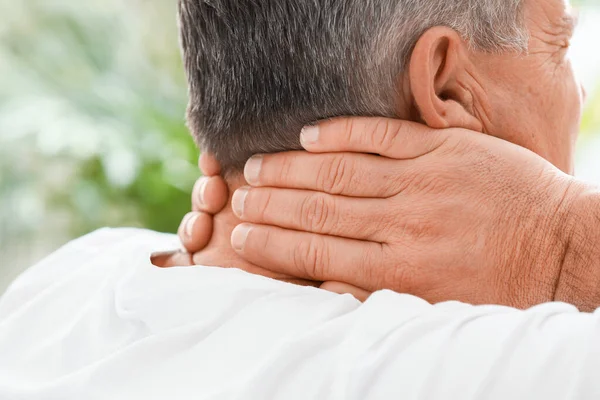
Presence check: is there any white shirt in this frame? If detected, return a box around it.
[1,228,600,400]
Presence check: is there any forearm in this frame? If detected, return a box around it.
[555,186,600,311]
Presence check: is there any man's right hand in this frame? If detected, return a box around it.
[177,118,600,311]
[228,118,600,310]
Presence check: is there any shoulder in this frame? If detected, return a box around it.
[0,228,178,319]
[57,227,178,252]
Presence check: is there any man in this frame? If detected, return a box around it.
[168,0,600,310]
[2,0,600,399]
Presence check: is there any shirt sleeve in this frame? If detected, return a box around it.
[233,290,600,400]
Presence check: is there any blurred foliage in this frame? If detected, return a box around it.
[575,2,600,138]
[0,0,198,239]
[582,88,600,136]
[0,0,599,247]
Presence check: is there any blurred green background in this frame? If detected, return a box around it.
[1,0,599,292]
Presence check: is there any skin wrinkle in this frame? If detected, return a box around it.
[456,76,491,133]
[553,190,600,308]
[550,180,577,301]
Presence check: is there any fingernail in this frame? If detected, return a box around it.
[197,178,208,205]
[232,187,250,218]
[244,155,263,186]
[184,213,198,238]
[300,125,320,146]
[231,224,253,252]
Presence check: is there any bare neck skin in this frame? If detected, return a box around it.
[191,175,318,286]
[187,83,419,282]
[555,187,600,311]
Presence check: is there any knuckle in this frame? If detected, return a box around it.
[401,212,440,241]
[293,236,328,278]
[373,211,397,239]
[342,118,357,144]
[381,249,418,292]
[389,166,421,195]
[415,173,445,196]
[300,193,335,233]
[360,246,381,287]
[317,156,351,194]
[423,133,458,160]
[395,166,446,197]
[387,262,416,293]
[254,190,274,222]
[373,118,399,153]
[274,155,294,184]
[256,227,271,253]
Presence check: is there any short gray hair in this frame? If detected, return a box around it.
[179,0,527,173]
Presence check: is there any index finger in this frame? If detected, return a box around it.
[300,117,451,159]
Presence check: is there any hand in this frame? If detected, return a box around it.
[154,151,372,301]
[151,153,229,268]
[229,117,588,309]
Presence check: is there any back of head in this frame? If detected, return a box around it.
[178,0,526,175]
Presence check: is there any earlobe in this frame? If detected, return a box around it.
[408,26,483,132]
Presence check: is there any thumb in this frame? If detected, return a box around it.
[320,281,372,302]
[151,250,194,268]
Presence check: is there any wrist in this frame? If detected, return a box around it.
[554,182,600,311]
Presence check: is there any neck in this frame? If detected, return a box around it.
[191,178,318,286]
[554,186,600,311]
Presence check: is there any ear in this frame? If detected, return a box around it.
[408,26,483,132]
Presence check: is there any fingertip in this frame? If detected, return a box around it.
[179,212,199,240]
[231,223,254,253]
[203,176,229,213]
[192,177,209,212]
[178,211,214,253]
[300,125,320,148]
[244,155,264,186]
[192,176,229,214]
[192,212,214,251]
[299,117,353,152]
[231,186,250,219]
[199,152,221,176]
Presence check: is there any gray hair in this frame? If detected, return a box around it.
[179,0,527,173]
